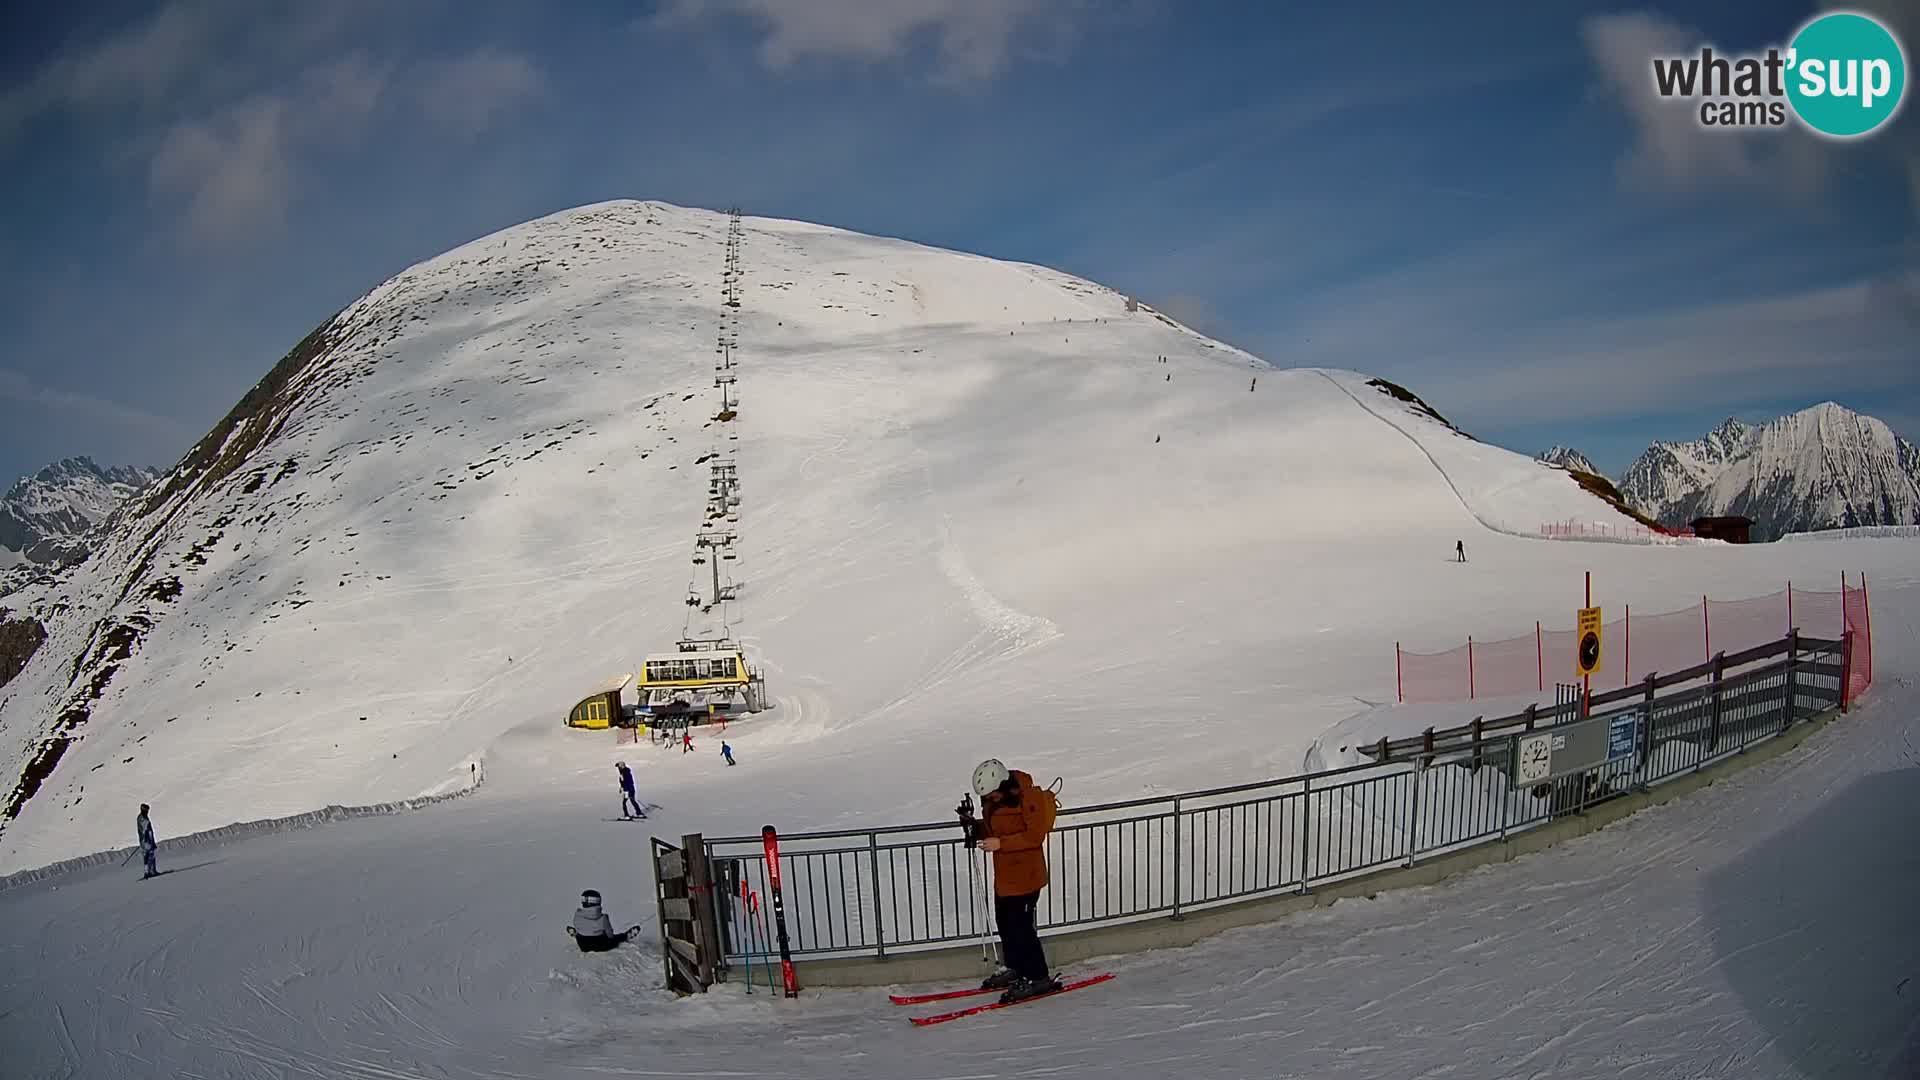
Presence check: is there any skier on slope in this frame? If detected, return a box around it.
[966,760,1062,1004]
[567,889,638,952]
[615,761,646,819]
[136,803,158,879]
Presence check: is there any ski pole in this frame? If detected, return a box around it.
[741,899,755,995]
[976,845,995,965]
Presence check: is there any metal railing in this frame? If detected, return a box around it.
[685,633,1851,971]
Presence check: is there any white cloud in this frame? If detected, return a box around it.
[0,1,219,140]
[416,49,544,141]
[1582,6,1918,209]
[148,96,292,249]
[143,54,393,251]
[0,2,438,250]
[648,0,1103,85]
[0,368,194,443]
[302,52,390,142]
[1581,12,1779,190]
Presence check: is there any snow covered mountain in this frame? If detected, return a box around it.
[0,457,162,569]
[1617,405,1920,540]
[1536,446,1598,475]
[0,200,1655,872]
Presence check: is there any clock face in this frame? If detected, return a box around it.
[1579,631,1600,672]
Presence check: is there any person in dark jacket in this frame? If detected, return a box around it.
[567,889,634,952]
[614,761,645,819]
[136,804,158,879]
[969,760,1061,1003]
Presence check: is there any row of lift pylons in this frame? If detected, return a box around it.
[567,208,769,732]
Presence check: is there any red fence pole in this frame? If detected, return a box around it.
[1535,621,1543,691]
[1468,637,1476,700]
[1786,581,1793,634]
[1396,643,1403,704]
[1702,594,1711,663]
[1624,604,1631,687]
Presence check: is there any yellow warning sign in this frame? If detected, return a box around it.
[1576,606,1603,677]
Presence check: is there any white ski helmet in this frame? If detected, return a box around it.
[972,758,1011,800]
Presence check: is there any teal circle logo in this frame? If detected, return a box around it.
[1786,11,1907,138]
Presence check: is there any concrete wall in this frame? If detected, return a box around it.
[777,702,1847,989]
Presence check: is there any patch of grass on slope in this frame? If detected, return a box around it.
[1365,378,1469,436]
[1565,469,1665,530]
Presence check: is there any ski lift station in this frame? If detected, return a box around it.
[564,673,633,730]
[634,638,767,722]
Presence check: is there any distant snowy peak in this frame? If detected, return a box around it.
[0,456,164,567]
[1536,446,1598,474]
[1617,403,1920,540]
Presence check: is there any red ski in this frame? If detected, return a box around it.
[889,984,999,1005]
[909,973,1114,1026]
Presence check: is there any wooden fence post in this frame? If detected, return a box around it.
[1638,672,1657,772]
[1467,638,1475,701]
[684,831,721,990]
[1840,630,1853,714]
[1707,652,1725,752]
[1782,629,1799,731]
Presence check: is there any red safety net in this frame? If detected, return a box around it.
[1396,578,1875,704]
[1844,576,1873,701]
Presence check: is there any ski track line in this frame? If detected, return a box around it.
[1313,369,1538,541]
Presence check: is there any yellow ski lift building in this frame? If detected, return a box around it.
[636,638,767,723]
[565,672,633,730]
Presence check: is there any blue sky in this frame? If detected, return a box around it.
[1,0,1915,485]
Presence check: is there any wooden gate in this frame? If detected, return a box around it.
[650,833,722,994]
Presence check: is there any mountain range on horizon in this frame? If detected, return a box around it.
[1543,402,1920,541]
[0,457,162,574]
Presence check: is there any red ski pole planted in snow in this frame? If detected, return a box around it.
[762,825,800,998]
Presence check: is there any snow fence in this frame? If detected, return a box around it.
[1396,576,1873,706]
[674,632,1857,976]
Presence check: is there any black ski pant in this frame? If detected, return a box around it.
[994,890,1048,979]
[575,933,626,952]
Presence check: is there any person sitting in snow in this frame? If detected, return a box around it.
[567,889,636,952]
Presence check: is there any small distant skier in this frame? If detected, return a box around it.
[966,760,1061,1004]
[615,761,646,819]
[136,803,158,879]
[682,731,694,755]
[1456,539,1467,563]
[567,889,638,952]
[721,741,736,766]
